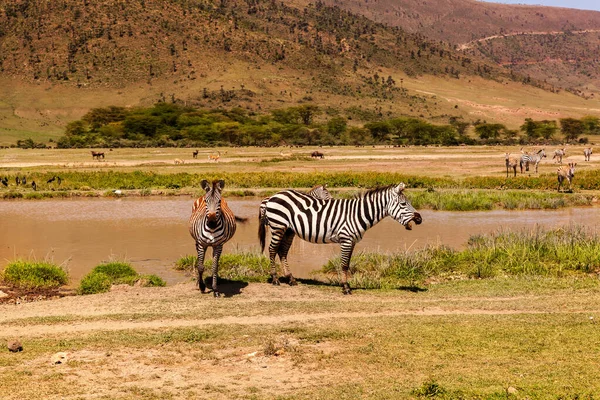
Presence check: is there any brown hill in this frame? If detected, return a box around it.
[306,0,600,98]
[0,0,598,143]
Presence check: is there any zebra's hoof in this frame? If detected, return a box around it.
[342,285,352,295]
[213,291,221,298]
[270,278,281,286]
[288,279,298,286]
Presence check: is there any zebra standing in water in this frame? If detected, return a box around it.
[584,148,593,161]
[520,148,546,173]
[552,148,566,164]
[189,179,237,297]
[259,183,422,294]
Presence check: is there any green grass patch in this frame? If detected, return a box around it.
[77,262,165,295]
[1,260,68,289]
[175,252,270,282]
[318,225,600,288]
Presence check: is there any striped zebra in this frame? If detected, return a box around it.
[552,148,566,164]
[557,162,576,192]
[584,147,592,161]
[505,153,517,178]
[520,148,546,173]
[258,184,332,224]
[259,183,422,294]
[189,179,237,297]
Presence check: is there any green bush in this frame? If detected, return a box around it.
[175,252,270,282]
[78,272,112,295]
[2,260,68,289]
[78,262,165,294]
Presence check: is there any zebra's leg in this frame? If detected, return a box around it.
[339,240,356,295]
[268,229,285,285]
[277,229,297,286]
[195,243,207,293]
[211,244,223,298]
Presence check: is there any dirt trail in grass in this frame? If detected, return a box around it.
[0,282,585,339]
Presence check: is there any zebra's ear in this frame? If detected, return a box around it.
[216,180,225,190]
[201,180,210,191]
[395,183,406,193]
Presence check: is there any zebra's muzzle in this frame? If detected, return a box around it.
[405,212,422,230]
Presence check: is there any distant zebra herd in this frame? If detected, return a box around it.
[189,180,421,296]
[503,147,594,192]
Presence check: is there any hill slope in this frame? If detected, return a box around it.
[0,0,598,143]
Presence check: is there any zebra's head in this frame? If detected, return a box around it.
[539,149,547,158]
[567,162,577,178]
[387,183,422,230]
[201,179,225,229]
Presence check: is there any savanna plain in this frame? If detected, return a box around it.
[1,145,600,399]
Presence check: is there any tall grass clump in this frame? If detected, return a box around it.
[78,262,165,295]
[317,226,600,288]
[2,260,69,289]
[175,252,270,282]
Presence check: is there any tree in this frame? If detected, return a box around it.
[297,105,321,125]
[475,123,505,140]
[327,117,347,138]
[520,118,538,140]
[560,118,584,142]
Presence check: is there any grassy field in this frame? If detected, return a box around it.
[1,278,600,399]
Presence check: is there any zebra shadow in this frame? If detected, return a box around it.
[294,278,428,293]
[200,278,248,297]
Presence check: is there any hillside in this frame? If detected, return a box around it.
[308,0,600,99]
[0,0,599,144]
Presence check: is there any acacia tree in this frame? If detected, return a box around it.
[559,118,584,142]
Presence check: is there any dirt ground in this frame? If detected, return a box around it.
[2,280,600,399]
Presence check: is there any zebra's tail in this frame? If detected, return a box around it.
[258,209,267,253]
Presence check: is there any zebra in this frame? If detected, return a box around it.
[552,148,566,164]
[584,148,592,162]
[520,148,546,173]
[505,153,517,178]
[189,179,237,297]
[557,162,576,192]
[259,183,422,294]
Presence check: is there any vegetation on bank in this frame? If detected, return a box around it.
[51,103,600,149]
[175,253,270,283]
[78,262,165,295]
[319,226,600,289]
[173,226,600,290]
[1,169,598,210]
[1,260,69,289]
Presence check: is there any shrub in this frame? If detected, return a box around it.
[174,252,270,282]
[2,260,68,289]
[78,272,112,295]
[78,262,165,294]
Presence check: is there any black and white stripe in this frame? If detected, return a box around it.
[552,148,566,164]
[189,179,237,297]
[584,148,592,161]
[520,148,546,173]
[259,183,422,294]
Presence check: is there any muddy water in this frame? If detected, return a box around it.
[0,198,597,286]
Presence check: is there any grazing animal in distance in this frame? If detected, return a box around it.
[311,151,324,159]
[189,180,238,297]
[1,177,8,187]
[31,181,37,191]
[91,151,105,160]
[505,153,518,178]
[15,177,20,185]
[552,148,566,164]
[21,176,26,185]
[584,148,592,161]
[208,151,221,162]
[259,183,422,294]
[520,148,546,173]
[192,150,199,159]
[47,176,56,184]
[174,158,184,165]
[557,163,576,192]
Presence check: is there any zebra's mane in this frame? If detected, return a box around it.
[353,184,397,199]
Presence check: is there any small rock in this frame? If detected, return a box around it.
[7,340,23,353]
[0,290,8,299]
[51,352,68,365]
[507,386,518,395]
